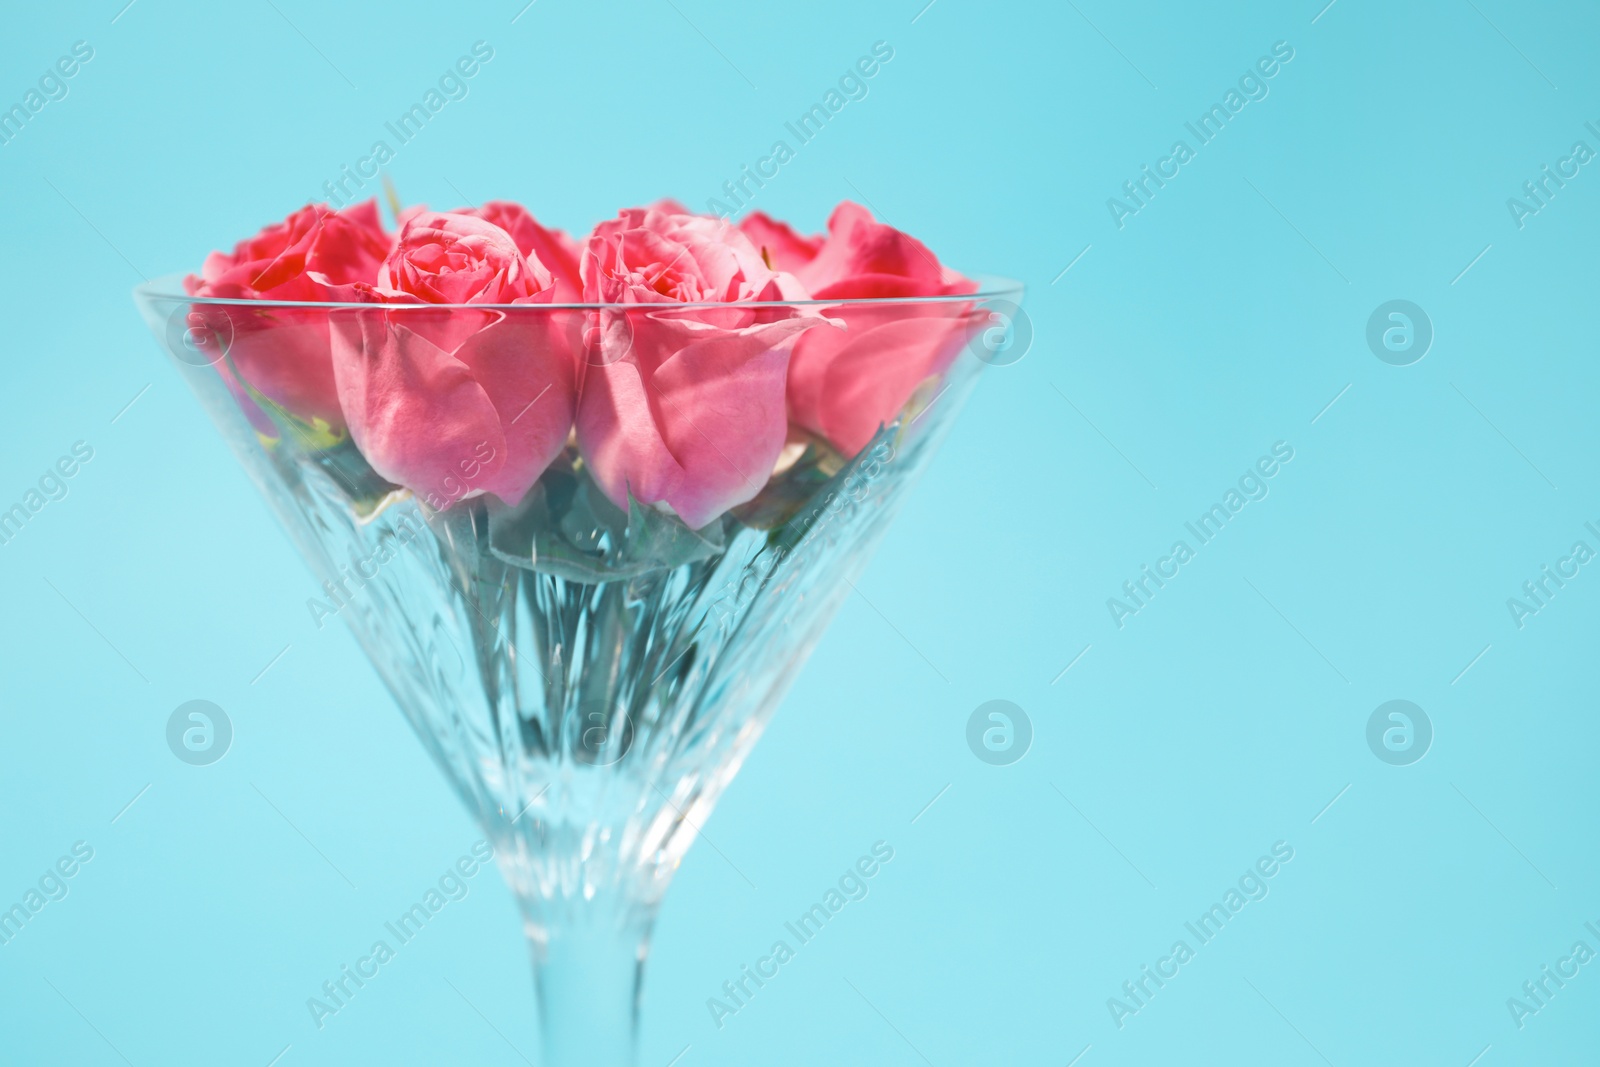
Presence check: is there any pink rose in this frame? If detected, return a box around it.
[184,200,391,428]
[778,201,977,457]
[459,200,583,301]
[330,211,577,508]
[376,210,550,304]
[576,206,828,529]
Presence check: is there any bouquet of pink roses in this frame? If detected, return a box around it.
[141,196,1017,1066]
[179,196,980,550]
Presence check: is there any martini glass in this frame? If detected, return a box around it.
[134,277,1023,1065]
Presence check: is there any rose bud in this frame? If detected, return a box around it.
[458,200,583,301]
[763,201,977,457]
[184,200,391,430]
[329,211,577,509]
[576,206,831,530]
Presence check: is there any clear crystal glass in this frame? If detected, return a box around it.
[133,277,1022,1065]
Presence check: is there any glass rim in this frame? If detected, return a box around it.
[133,273,1023,312]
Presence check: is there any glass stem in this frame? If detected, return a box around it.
[527,902,654,1067]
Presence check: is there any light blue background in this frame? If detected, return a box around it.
[2,0,1598,1063]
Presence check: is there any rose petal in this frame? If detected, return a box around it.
[330,306,577,507]
[577,312,823,528]
[738,211,823,273]
[788,308,971,456]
